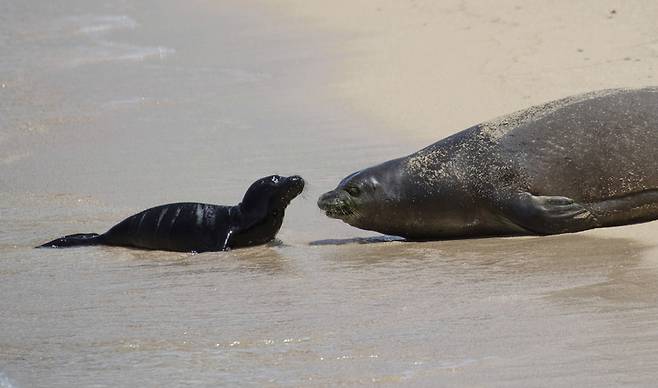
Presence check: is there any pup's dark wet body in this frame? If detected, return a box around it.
[40,175,304,252]
[318,88,658,239]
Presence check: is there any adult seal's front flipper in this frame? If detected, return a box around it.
[500,192,600,235]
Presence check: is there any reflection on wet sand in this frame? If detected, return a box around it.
[311,232,658,303]
[310,235,404,245]
[313,233,647,270]
[109,244,291,276]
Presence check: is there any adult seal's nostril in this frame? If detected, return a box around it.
[38,174,305,252]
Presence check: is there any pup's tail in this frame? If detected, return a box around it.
[36,233,103,248]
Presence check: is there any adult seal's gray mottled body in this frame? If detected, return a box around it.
[39,175,304,252]
[318,88,658,239]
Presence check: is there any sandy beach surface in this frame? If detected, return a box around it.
[2,0,658,386]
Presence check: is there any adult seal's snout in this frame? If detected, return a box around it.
[317,191,338,210]
[318,190,355,219]
[39,174,305,252]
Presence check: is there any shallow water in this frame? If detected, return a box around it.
[3,1,658,387]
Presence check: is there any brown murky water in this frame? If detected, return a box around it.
[2,1,658,387]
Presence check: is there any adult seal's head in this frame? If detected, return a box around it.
[316,168,387,226]
[317,158,418,236]
[317,158,466,238]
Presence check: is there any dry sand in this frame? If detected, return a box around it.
[280,0,658,138]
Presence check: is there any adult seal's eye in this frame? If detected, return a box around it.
[345,186,361,197]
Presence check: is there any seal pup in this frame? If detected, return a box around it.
[318,87,658,239]
[39,175,305,252]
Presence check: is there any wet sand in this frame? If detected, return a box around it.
[2,0,658,386]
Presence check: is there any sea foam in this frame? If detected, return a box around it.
[0,372,16,388]
[73,15,138,35]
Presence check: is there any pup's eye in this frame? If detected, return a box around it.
[345,186,361,197]
[271,176,280,184]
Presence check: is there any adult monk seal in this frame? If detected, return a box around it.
[39,175,304,252]
[318,87,658,239]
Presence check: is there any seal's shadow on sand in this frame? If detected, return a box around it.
[310,235,404,246]
[309,232,534,246]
